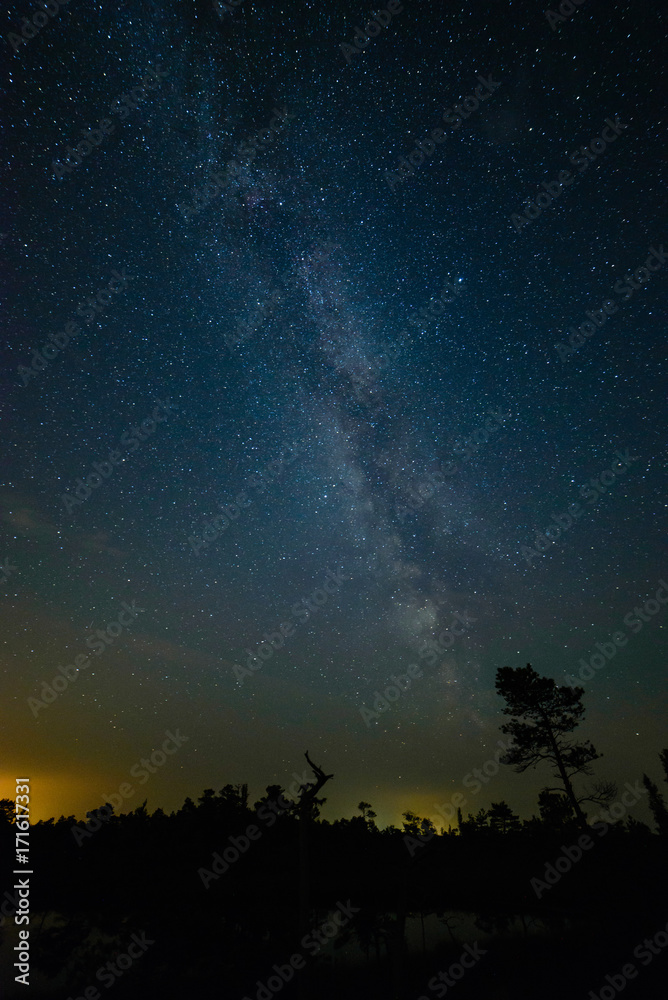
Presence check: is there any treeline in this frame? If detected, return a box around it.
[1,663,666,998]
[0,765,667,999]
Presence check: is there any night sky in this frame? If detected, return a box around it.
[2,0,666,830]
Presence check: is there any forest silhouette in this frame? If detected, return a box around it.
[2,666,667,999]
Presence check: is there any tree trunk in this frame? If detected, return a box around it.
[296,752,333,1000]
[538,706,588,828]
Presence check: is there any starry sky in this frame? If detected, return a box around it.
[1,0,666,829]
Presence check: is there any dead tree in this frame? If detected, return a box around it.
[295,751,333,998]
[297,751,334,936]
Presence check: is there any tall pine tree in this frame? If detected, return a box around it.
[495,663,601,829]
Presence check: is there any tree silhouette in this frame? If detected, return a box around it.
[296,751,333,1000]
[642,773,668,835]
[357,801,377,829]
[659,748,668,785]
[253,783,292,815]
[402,811,436,839]
[537,789,575,828]
[297,751,333,928]
[9,751,668,999]
[0,798,15,825]
[459,807,489,836]
[495,663,601,829]
[488,800,521,834]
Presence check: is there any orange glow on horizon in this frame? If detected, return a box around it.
[0,772,108,824]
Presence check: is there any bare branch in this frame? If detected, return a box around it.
[299,750,334,802]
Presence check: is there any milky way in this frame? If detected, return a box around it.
[1,0,666,826]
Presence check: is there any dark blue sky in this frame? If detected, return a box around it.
[1,0,666,827]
